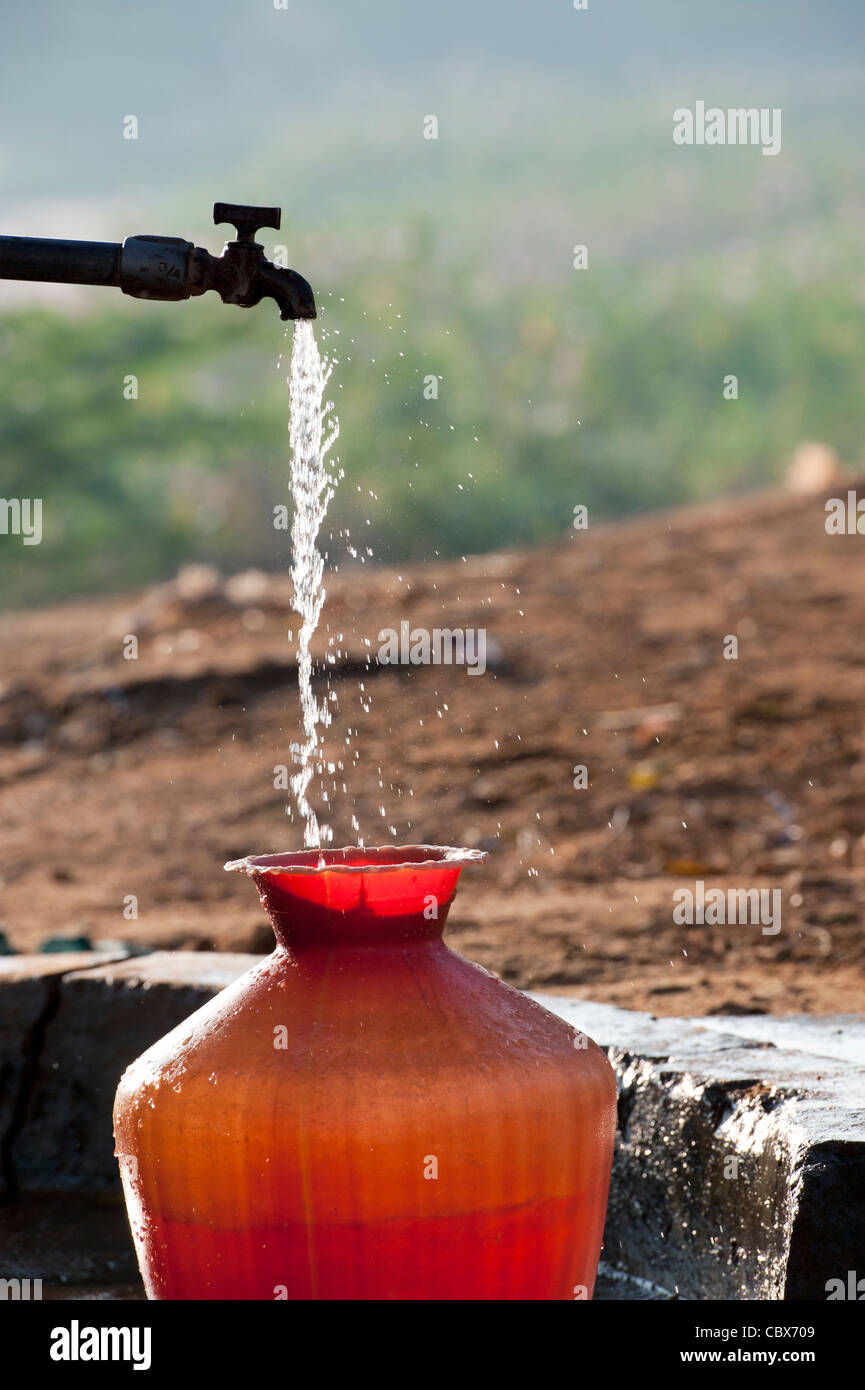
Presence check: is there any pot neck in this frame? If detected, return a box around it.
[247,850,470,950]
[264,897,451,951]
[230,848,484,952]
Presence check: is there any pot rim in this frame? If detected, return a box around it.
[224,844,489,876]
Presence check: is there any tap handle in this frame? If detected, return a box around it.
[213,202,281,245]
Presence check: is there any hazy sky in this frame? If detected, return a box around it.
[2,0,863,224]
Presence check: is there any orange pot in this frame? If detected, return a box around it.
[114,846,616,1300]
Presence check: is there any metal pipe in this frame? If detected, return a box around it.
[0,235,121,286]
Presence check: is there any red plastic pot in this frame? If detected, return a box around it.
[114,846,616,1299]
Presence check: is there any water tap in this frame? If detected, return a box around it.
[0,202,316,320]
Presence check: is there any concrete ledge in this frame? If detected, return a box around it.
[6,952,259,1191]
[0,952,863,1299]
[533,994,865,1302]
[0,953,127,1197]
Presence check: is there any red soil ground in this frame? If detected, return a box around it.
[2,483,865,1017]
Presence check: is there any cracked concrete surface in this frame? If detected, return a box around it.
[0,953,124,1198]
[536,995,865,1301]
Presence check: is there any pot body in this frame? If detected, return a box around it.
[114,848,616,1300]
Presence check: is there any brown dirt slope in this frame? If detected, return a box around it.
[2,483,865,1017]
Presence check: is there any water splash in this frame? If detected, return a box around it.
[288,320,339,848]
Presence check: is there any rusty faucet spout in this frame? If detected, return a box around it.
[252,264,316,321]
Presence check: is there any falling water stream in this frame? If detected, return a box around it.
[287,321,339,848]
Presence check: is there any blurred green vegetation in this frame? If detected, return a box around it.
[2,221,863,608]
